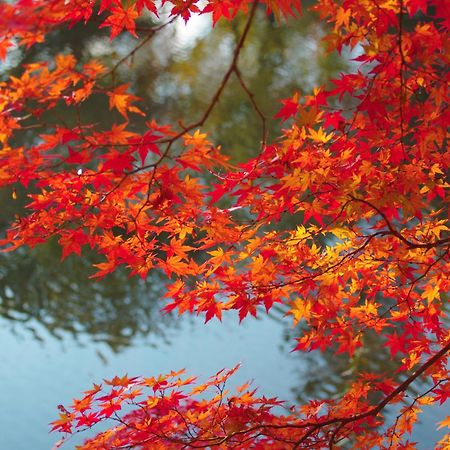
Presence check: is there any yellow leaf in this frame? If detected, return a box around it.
[307,126,333,143]
[290,298,312,325]
[146,397,159,408]
[439,416,450,430]
[421,283,440,303]
[107,84,141,119]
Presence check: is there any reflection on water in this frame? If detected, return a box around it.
[0,219,447,448]
[3,7,346,159]
[0,242,173,351]
[0,262,446,450]
[0,306,302,450]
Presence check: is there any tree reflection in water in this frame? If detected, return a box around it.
[0,241,173,351]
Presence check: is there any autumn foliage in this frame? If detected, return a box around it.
[0,0,449,448]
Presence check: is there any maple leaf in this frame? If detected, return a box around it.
[130,131,161,165]
[0,38,12,60]
[438,417,450,430]
[90,260,117,278]
[335,7,350,28]
[101,149,134,173]
[135,0,158,15]
[204,302,224,322]
[323,111,344,129]
[161,255,191,277]
[100,5,139,40]
[107,84,143,119]
[168,0,201,23]
[384,332,409,358]
[202,0,239,25]
[98,0,118,14]
[59,229,89,260]
[289,298,312,325]
[50,412,73,433]
[274,92,299,121]
[307,126,334,143]
[265,0,302,20]
[99,399,122,418]
[75,412,99,428]
[434,386,450,405]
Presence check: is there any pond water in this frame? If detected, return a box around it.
[0,306,301,449]
[0,243,447,448]
[0,289,447,449]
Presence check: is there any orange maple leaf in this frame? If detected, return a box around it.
[100,5,139,40]
[107,84,143,119]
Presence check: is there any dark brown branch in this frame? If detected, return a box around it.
[101,2,194,80]
[292,339,450,448]
[156,0,260,148]
[234,65,268,148]
[349,195,450,249]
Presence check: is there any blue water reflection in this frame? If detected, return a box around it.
[0,310,447,449]
[1,311,302,449]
